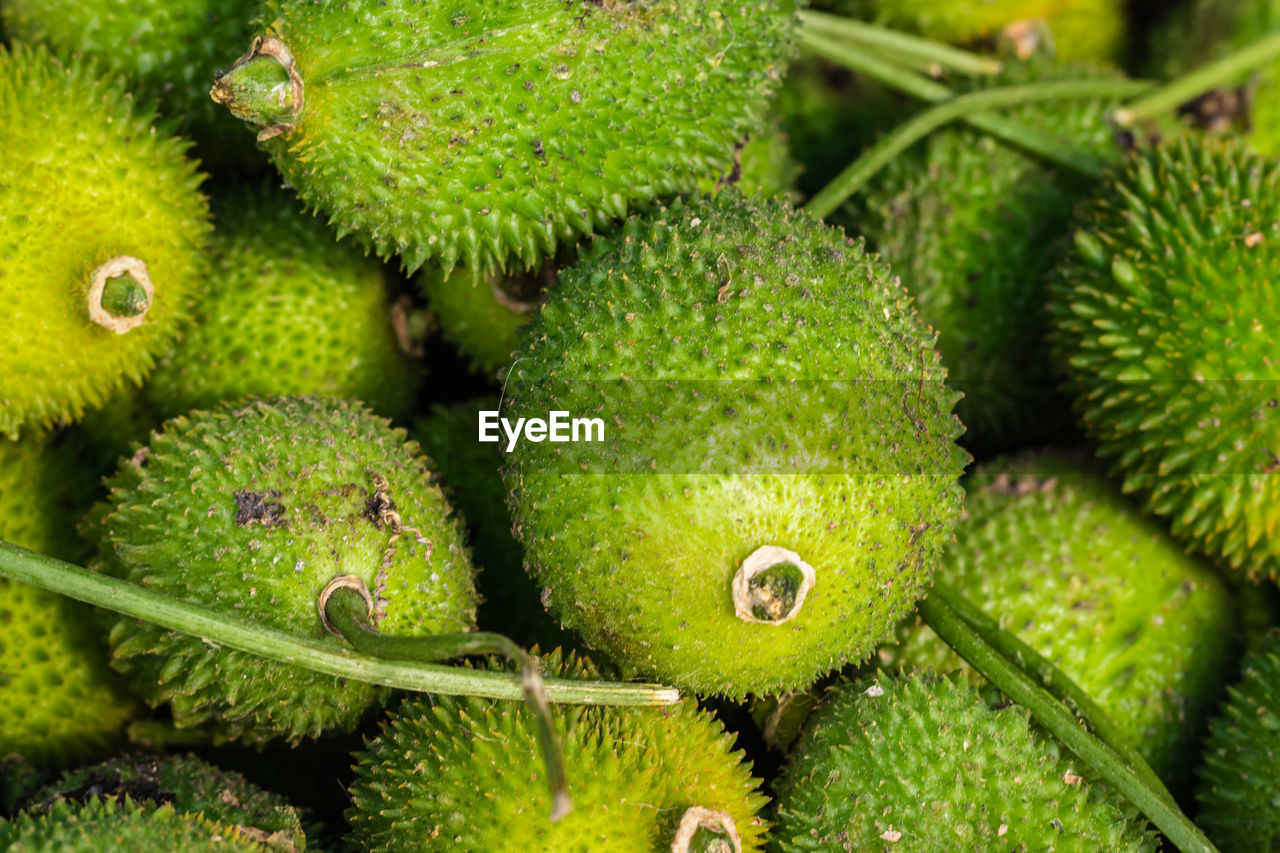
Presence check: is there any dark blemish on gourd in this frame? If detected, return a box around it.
[234,490,288,528]
[35,759,174,809]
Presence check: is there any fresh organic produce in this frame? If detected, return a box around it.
[0,44,209,439]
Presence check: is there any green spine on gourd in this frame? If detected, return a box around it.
[147,184,418,421]
[504,190,967,698]
[82,396,479,744]
[211,0,796,276]
[884,450,1236,790]
[347,650,767,852]
[0,798,271,853]
[824,0,1125,62]
[1047,140,1280,582]
[770,672,1158,851]
[0,435,136,768]
[0,0,263,171]
[0,44,210,440]
[860,59,1124,452]
[22,753,307,852]
[1195,630,1280,851]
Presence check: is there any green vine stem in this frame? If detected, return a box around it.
[1115,30,1280,127]
[918,589,1218,853]
[323,582,571,822]
[933,580,1174,804]
[798,10,1003,77]
[804,77,1151,219]
[0,539,680,707]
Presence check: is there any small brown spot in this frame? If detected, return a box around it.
[234,490,287,528]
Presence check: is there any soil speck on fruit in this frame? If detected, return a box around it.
[234,490,288,528]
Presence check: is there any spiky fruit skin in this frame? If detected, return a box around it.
[234,0,795,275]
[24,754,306,850]
[0,436,136,768]
[412,402,574,648]
[83,396,478,743]
[861,60,1122,453]
[771,673,1157,852]
[0,45,209,439]
[1195,630,1280,851]
[697,122,804,203]
[0,798,266,853]
[827,0,1124,62]
[1047,140,1280,582]
[347,650,767,852]
[0,0,262,172]
[504,191,967,698]
[885,451,1235,790]
[147,185,417,421]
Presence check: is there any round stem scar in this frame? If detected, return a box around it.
[731,546,815,625]
[318,574,375,636]
[88,256,154,334]
[211,36,304,141]
[670,807,741,853]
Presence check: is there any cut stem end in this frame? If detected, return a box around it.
[671,807,741,853]
[732,546,815,625]
[212,36,304,141]
[88,256,154,334]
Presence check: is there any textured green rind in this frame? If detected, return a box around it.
[504,191,967,697]
[411,402,574,649]
[0,44,210,440]
[1195,630,1280,851]
[0,436,137,768]
[24,754,305,851]
[770,673,1158,852]
[0,0,262,171]
[824,0,1125,62]
[0,798,268,853]
[860,60,1124,453]
[147,185,417,421]
[347,650,768,852]
[1145,0,1280,154]
[83,396,479,743]
[1047,140,1280,582]
[239,0,795,275]
[886,451,1236,790]
[697,121,804,203]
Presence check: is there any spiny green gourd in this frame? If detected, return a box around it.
[146,185,418,421]
[82,396,478,743]
[1145,0,1280,153]
[0,0,263,172]
[0,435,136,768]
[347,650,767,852]
[859,59,1125,452]
[0,798,269,853]
[1047,140,1280,582]
[412,402,574,649]
[883,450,1236,789]
[421,121,801,377]
[210,0,796,276]
[503,190,967,698]
[0,44,210,440]
[20,753,307,851]
[770,672,1158,852]
[824,0,1126,62]
[1194,629,1280,851]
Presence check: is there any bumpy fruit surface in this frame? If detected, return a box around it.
[23,753,306,851]
[213,0,795,275]
[1047,140,1280,581]
[0,436,136,767]
[0,0,261,171]
[0,798,267,853]
[0,45,209,439]
[861,60,1123,452]
[886,451,1235,789]
[147,185,417,420]
[827,0,1125,62]
[504,191,966,697]
[771,673,1157,851]
[347,650,767,852]
[1195,630,1280,851]
[83,396,478,743]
